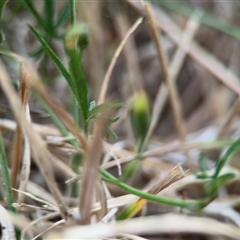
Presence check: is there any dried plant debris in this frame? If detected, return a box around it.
[0,0,240,239]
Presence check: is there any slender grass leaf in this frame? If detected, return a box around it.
[64,24,90,129]
[0,0,8,18]
[69,0,76,26]
[22,0,47,31]
[0,131,14,212]
[67,49,89,122]
[213,137,240,178]
[54,2,69,30]
[0,30,4,45]
[205,173,235,197]
[105,126,118,139]
[28,25,79,102]
[44,0,55,33]
[117,198,147,220]
[87,102,123,121]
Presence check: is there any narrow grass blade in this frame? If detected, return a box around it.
[213,137,240,178]
[69,0,76,26]
[21,0,47,31]
[54,3,69,30]
[0,0,8,18]
[117,198,147,220]
[28,25,79,103]
[0,130,15,212]
[64,24,90,130]
[44,0,54,33]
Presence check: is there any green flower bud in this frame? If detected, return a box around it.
[64,24,89,52]
[131,90,150,152]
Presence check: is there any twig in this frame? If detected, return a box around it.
[114,11,144,92]
[79,120,103,224]
[126,0,240,95]
[143,1,192,166]
[21,212,60,240]
[17,63,31,204]
[218,97,240,138]
[32,219,65,240]
[97,17,143,105]
[0,62,69,220]
[145,9,201,144]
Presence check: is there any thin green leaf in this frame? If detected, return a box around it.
[0,130,14,212]
[64,24,90,132]
[69,0,76,26]
[44,0,55,33]
[54,2,69,30]
[67,48,89,123]
[28,25,78,102]
[100,168,196,210]
[22,0,47,31]
[205,173,235,197]
[105,126,118,139]
[0,30,4,45]
[88,102,123,121]
[0,0,8,18]
[213,137,240,178]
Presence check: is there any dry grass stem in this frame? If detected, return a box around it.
[46,213,240,239]
[32,219,65,240]
[79,121,103,224]
[21,212,60,240]
[0,62,69,219]
[97,17,143,105]
[11,61,30,190]
[145,10,201,144]
[33,80,87,150]
[144,1,192,166]
[148,163,188,194]
[218,97,240,138]
[17,64,31,203]
[0,204,15,239]
[114,11,144,92]
[13,188,58,211]
[0,118,61,136]
[126,0,240,95]
[101,140,231,169]
[95,179,108,221]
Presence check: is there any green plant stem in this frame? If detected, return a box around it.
[29,25,78,102]
[22,0,47,31]
[69,0,76,26]
[72,96,79,127]
[0,129,14,213]
[100,168,199,210]
[0,0,8,18]
[69,0,79,128]
[35,93,77,146]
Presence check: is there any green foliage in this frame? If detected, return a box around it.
[29,25,78,102]
[0,0,8,45]
[0,0,8,18]
[64,24,90,131]
[131,90,150,153]
[87,101,123,122]
[0,130,15,213]
[213,137,240,179]
[22,0,47,31]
